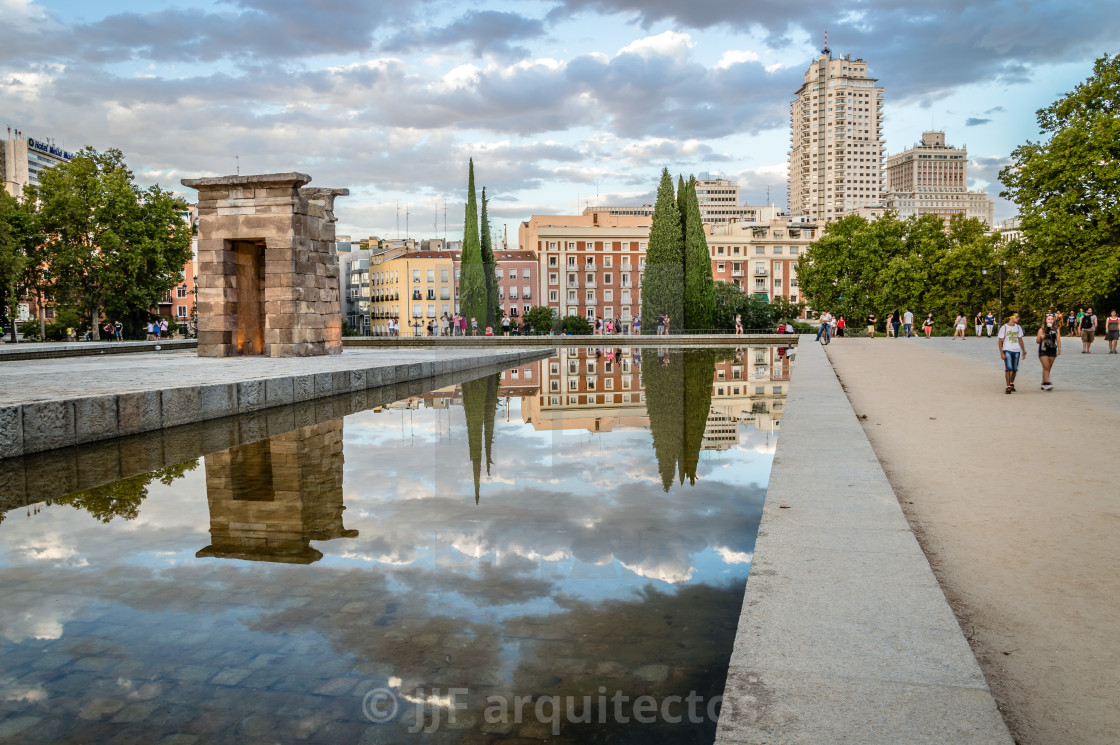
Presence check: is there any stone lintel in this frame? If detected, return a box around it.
[181,172,312,191]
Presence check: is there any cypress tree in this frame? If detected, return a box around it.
[480,187,500,327]
[459,159,486,331]
[641,168,684,335]
[682,176,716,331]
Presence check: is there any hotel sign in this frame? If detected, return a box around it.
[26,138,73,161]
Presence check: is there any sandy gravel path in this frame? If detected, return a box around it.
[825,337,1120,745]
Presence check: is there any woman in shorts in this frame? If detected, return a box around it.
[1036,312,1061,390]
[1105,310,1120,354]
[923,313,934,338]
[953,313,967,339]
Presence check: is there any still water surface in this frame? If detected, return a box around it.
[0,345,793,744]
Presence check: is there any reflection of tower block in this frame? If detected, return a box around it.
[197,420,357,564]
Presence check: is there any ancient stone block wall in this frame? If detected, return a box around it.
[181,173,348,357]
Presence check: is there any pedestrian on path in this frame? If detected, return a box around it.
[985,311,996,336]
[816,311,833,341]
[889,311,900,338]
[866,313,877,338]
[1036,312,1061,391]
[922,313,934,338]
[998,312,1027,394]
[632,315,640,335]
[903,309,914,338]
[836,316,846,337]
[735,313,744,334]
[1105,310,1119,354]
[1067,310,1078,338]
[501,315,510,336]
[953,313,967,339]
[974,312,983,337]
[1079,307,1098,353]
[471,317,479,336]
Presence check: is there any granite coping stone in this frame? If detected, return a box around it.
[3,348,552,458]
[715,337,1014,744]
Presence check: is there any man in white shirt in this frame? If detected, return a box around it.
[997,312,1027,394]
[902,309,915,338]
[816,311,833,341]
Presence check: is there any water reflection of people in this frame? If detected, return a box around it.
[196,420,356,564]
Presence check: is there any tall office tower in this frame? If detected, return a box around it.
[789,46,884,222]
[884,131,995,228]
[2,133,74,198]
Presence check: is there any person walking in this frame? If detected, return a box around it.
[114,321,123,341]
[501,314,510,336]
[866,313,877,338]
[159,318,169,338]
[632,315,641,335]
[1105,310,1120,354]
[734,313,744,334]
[974,312,983,337]
[471,317,479,336]
[1036,312,1061,391]
[1079,307,1097,352]
[663,315,671,335]
[1067,310,1078,338]
[922,313,934,338]
[902,309,914,338]
[889,311,900,338]
[985,311,996,336]
[998,312,1027,394]
[836,316,846,337]
[953,313,967,339]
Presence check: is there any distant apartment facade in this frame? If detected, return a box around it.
[447,249,538,322]
[789,48,885,222]
[583,177,772,226]
[706,217,818,308]
[884,131,994,227]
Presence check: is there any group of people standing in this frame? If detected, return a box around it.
[592,316,627,335]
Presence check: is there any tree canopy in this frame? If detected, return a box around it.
[28,148,192,340]
[0,190,36,341]
[641,168,684,334]
[1000,53,1120,311]
[681,176,716,331]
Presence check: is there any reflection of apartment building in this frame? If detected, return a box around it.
[790,48,885,222]
[707,218,818,307]
[884,131,994,228]
[523,346,792,441]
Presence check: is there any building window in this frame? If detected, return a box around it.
[176,286,188,298]
[177,306,188,318]
[523,268,531,279]
[441,269,449,282]
[413,269,421,282]
[509,269,517,279]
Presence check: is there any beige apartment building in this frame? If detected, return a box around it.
[706,216,818,308]
[884,131,994,228]
[520,212,650,328]
[585,177,773,226]
[789,48,885,222]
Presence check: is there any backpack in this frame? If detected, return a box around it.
[1080,314,1094,329]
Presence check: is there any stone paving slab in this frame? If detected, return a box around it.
[715,336,1013,745]
[0,348,548,458]
[0,339,196,360]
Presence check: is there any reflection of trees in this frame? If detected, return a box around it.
[643,349,717,491]
[55,460,199,522]
[462,373,501,503]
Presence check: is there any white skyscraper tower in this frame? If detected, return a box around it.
[789,44,884,222]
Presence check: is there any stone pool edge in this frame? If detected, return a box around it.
[0,349,552,459]
[714,337,1014,745]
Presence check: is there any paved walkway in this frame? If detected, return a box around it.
[716,336,1012,744]
[0,348,547,458]
[826,337,1120,745]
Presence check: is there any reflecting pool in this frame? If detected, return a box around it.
[0,345,794,744]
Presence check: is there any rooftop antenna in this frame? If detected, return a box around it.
[443,200,447,242]
[396,201,400,240]
[405,203,411,241]
[235,155,239,176]
[823,30,830,56]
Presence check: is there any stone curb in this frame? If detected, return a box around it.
[1,350,550,459]
[715,336,1014,745]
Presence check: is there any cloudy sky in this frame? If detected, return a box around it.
[2,0,1116,240]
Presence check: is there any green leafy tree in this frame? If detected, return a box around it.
[1000,53,1120,311]
[682,176,716,331]
[560,314,592,335]
[458,159,486,332]
[479,187,501,327]
[0,191,36,342]
[641,168,684,334]
[29,148,191,341]
[522,305,556,335]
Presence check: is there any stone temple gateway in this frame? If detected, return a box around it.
[181,173,348,357]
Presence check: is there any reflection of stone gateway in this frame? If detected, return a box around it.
[181,173,348,358]
[196,420,356,564]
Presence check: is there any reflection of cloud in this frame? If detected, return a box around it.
[619,559,694,584]
[715,546,753,564]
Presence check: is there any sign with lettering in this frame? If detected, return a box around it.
[26,138,73,161]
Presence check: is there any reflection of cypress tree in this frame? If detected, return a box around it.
[461,374,500,504]
[642,351,684,492]
[484,373,499,477]
[56,460,199,522]
[679,349,717,485]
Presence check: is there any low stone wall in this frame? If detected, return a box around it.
[0,350,549,459]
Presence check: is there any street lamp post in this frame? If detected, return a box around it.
[982,262,1020,327]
